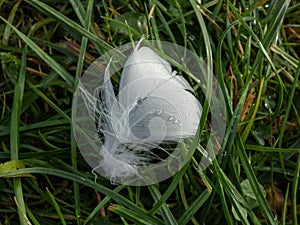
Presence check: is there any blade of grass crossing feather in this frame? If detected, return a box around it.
[0,16,75,87]
[149,131,203,215]
[236,135,277,225]
[10,46,28,225]
[46,188,67,225]
[148,185,178,225]
[149,99,205,215]
[188,161,208,191]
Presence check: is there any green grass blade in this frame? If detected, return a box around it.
[0,167,165,225]
[108,204,162,225]
[177,189,210,225]
[189,0,213,70]
[83,185,124,224]
[178,178,199,225]
[71,0,94,223]
[24,0,112,52]
[278,61,300,147]
[236,135,277,225]
[10,46,28,225]
[0,16,75,87]
[245,145,300,153]
[69,0,86,26]
[25,205,40,225]
[148,185,178,225]
[46,187,67,225]
[291,153,300,224]
[27,81,71,122]
[281,183,290,225]
[2,0,21,45]
[149,162,189,214]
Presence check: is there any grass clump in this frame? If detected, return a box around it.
[0,0,299,224]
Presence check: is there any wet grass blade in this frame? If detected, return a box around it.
[0,16,75,87]
[10,46,28,225]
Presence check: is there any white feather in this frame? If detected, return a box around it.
[92,40,202,183]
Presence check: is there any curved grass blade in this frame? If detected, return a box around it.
[0,167,165,225]
[148,185,178,225]
[0,16,75,87]
[24,0,112,52]
[10,46,28,225]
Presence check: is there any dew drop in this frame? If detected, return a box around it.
[169,116,174,121]
[174,119,181,124]
[157,109,163,115]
